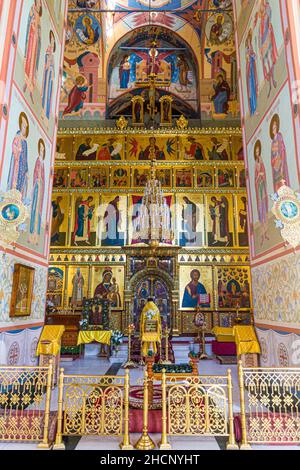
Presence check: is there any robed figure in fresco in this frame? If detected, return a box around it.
[7,113,29,200]
[256,0,278,97]
[182,270,210,309]
[72,196,95,245]
[211,74,230,114]
[63,76,90,116]
[29,139,45,245]
[246,29,258,116]
[41,31,56,122]
[254,140,269,246]
[23,0,42,104]
[270,114,290,192]
[101,196,124,246]
[119,55,131,89]
[210,196,230,246]
[51,197,64,244]
[71,268,85,307]
[180,197,200,246]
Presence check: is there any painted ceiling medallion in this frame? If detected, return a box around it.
[271,183,300,249]
[0,190,29,247]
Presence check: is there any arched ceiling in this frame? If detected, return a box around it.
[62,1,238,125]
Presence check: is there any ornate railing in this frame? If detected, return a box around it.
[54,369,132,450]
[238,363,300,448]
[160,371,238,450]
[0,363,53,448]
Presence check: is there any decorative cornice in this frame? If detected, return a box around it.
[57,126,243,136]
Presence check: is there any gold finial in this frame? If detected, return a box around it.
[176,115,188,130]
[116,116,128,130]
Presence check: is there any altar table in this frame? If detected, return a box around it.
[77,330,112,346]
[77,330,113,359]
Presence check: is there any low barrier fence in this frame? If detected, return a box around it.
[1,362,300,449]
[0,362,53,448]
[54,369,133,450]
[238,363,300,448]
[159,370,238,450]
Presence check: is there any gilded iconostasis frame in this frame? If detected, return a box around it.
[49,127,252,335]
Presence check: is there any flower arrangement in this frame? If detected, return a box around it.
[111,330,124,351]
[79,318,89,330]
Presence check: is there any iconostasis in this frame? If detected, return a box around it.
[49,128,251,334]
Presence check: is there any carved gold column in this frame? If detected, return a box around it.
[238,360,252,450]
[38,360,53,449]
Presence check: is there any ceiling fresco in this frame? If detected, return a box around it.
[60,0,238,126]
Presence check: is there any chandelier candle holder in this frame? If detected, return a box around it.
[133,160,173,247]
[122,324,139,369]
[161,327,172,365]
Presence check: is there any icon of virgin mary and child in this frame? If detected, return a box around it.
[94,268,121,308]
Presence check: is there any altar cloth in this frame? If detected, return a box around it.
[212,327,235,343]
[77,330,112,346]
[36,326,65,356]
[233,326,261,355]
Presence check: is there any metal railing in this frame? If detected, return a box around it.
[238,362,300,448]
[160,370,238,449]
[0,362,53,448]
[54,369,133,450]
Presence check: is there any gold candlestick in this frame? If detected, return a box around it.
[122,324,139,369]
[139,338,145,366]
[200,322,208,360]
[135,371,156,450]
[161,327,172,365]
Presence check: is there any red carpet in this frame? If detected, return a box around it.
[129,409,162,433]
[129,385,163,433]
[129,385,162,410]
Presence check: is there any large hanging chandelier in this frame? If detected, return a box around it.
[133,159,173,247]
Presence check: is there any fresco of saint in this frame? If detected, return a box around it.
[177,54,192,91]
[211,73,231,114]
[28,138,46,246]
[7,113,29,200]
[23,0,42,104]
[256,0,278,97]
[209,15,224,45]
[254,140,269,246]
[63,76,90,117]
[75,14,100,45]
[245,29,258,116]
[41,31,56,122]
[270,114,289,192]
[119,55,131,89]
